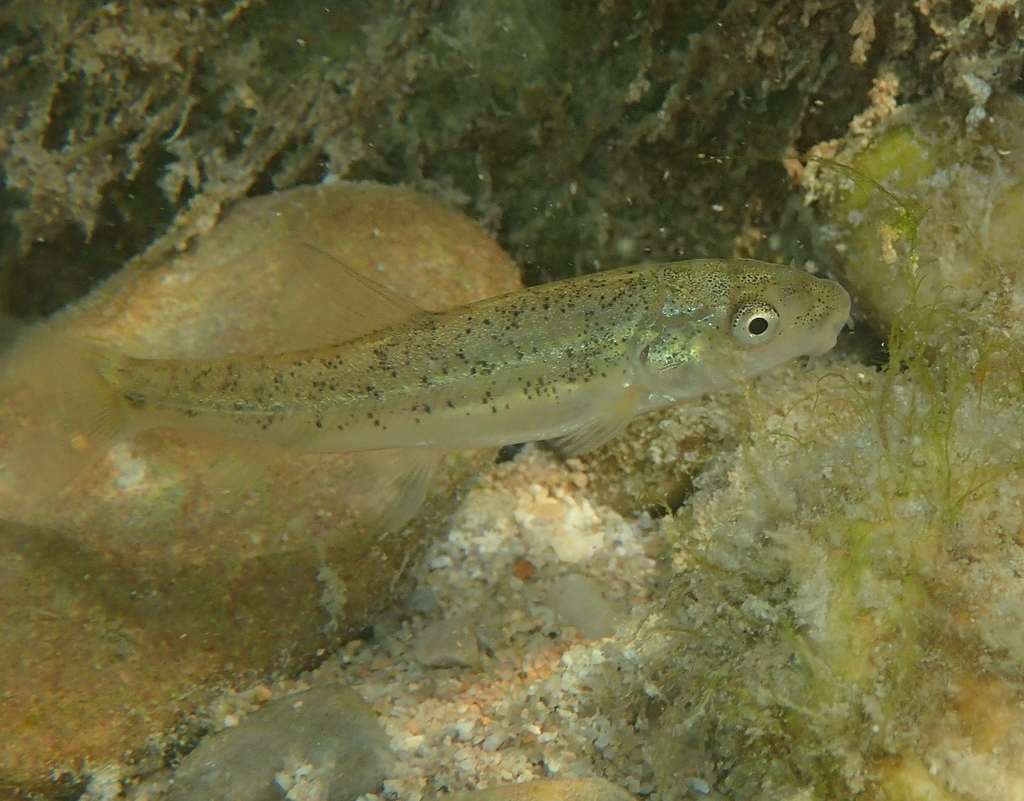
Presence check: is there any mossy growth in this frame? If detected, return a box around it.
[582,148,1024,799]
[814,94,1024,334]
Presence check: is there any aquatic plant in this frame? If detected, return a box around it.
[580,94,1024,800]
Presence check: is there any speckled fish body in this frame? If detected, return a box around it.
[97,259,850,457]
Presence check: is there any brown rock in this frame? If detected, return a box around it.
[0,182,521,798]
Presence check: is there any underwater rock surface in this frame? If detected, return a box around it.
[572,255,1024,798]
[0,181,520,798]
[166,683,391,801]
[812,93,1024,333]
[3,3,1023,797]
[445,778,635,800]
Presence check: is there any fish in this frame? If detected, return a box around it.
[0,257,850,524]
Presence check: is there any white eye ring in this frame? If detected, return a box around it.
[731,302,780,346]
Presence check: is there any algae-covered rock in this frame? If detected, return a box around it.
[583,320,1024,799]
[813,93,1024,333]
[574,92,1024,801]
[569,392,739,518]
[0,181,521,798]
[9,0,1018,316]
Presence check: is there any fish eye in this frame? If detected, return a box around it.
[731,302,780,346]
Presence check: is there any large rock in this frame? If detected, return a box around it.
[0,181,521,798]
[812,93,1024,335]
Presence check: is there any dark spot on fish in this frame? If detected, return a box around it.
[123,393,147,410]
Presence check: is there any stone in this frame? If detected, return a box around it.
[815,93,1024,333]
[546,575,622,640]
[0,181,521,798]
[166,683,391,801]
[413,618,480,668]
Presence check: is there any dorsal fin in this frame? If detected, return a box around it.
[264,243,427,353]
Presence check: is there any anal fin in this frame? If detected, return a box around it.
[199,436,285,497]
[544,391,642,457]
[338,448,441,534]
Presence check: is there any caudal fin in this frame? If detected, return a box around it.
[0,326,130,517]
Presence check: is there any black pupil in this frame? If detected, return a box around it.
[748,316,769,335]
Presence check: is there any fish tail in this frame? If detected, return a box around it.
[0,326,133,515]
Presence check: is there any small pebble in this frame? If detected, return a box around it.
[413,619,480,668]
[511,559,536,581]
[405,586,439,615]
[546,575,622,639]
[445,777,635,800]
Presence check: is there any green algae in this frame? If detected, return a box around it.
[816,94,1024,333]
[591,354,1024,797]
[573,96,1024,799]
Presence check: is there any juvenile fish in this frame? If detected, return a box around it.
[0,259,850,516]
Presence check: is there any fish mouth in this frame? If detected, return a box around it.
[808,328,843,356]
[806,309,856,356]
[806,282,852,356]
